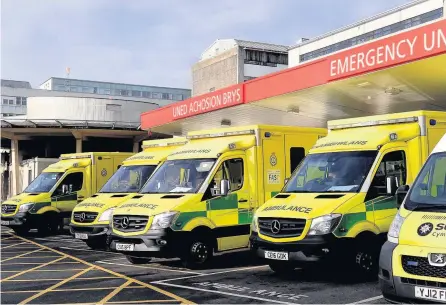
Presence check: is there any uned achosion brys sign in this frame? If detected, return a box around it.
[172,85,243,120]
[329,22,446,79]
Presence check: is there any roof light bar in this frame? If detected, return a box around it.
[187,129,255,140]
[329,116,418,130]
[142,141,188,148]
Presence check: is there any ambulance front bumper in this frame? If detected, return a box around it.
[249,232,339,263]
[69,224,109,238]
[109,229,180,258]
[1,213,37,226]
[379,241,446,304]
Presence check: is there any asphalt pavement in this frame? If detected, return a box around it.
[0,227,388,304]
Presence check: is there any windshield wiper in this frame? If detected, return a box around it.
[411,204,446,211]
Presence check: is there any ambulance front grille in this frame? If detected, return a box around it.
[73,212,98,223]
[1,204,17,214]
[113,215,149,233]
[402,255,446,279]
[258,217,306,238]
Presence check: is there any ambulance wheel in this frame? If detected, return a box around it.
[268,262,295,275]
[13,227,30,235]
[126,255,151,264]
[181,237,213,269]
[353,239,380,279]
[37,213,60,236]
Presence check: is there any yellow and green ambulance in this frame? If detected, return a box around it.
[69,138,187,249]
[1,152,132,235]
[250,111,446,277]
[379,133,446,303]
[108,125,327,267]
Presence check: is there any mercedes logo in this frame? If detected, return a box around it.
[1,205,7,213]
[417,222,434,236]
[79,212,86,222]
[271,220,281,234]
[121,217,130,229]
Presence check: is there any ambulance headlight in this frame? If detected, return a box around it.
[98,208,114,222]
[308,214,342,236]
[251,215,258,233]
[18,203,35,213]
[150,211,178,230]
[388,213,405,243]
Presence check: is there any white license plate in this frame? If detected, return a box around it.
[116,243,134,251]
[264,250,288,260]
[415,286,446,302]
[74,233,88,240]
[1,220,10,226]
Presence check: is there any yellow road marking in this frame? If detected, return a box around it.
[106,300,179,304]
[1,249,44,262]
[0,236,17,241]
[7,255,60,259]
[1,256,66,281]
[10,233,195,304]
[18,266,94,304]
[2,286,147,294]
[4,276,118,282]
[98,280,132,304]
[3,261,81,265]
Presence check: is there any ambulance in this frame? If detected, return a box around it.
[379,133,446,304]
[108,125,327,267]
[1,152,133,235]
[69,138,187,249]
[249,111,446,277]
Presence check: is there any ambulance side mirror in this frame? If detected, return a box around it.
[220,179,230,197]
[386,176,398,196]
[396,185,410,208]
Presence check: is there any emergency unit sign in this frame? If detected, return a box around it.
[330,28,446,78]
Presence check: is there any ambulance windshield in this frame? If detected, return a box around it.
[100,165,156,193]
[284,151,377,193]
[24,172,64,193]
[406,152,446,209]
[141,159,216,194]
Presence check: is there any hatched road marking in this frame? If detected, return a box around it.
[1,232,194,304]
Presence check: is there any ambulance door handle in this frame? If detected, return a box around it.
[238,199,248,203]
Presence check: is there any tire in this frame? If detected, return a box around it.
[85,239,106,250]
[13,226,30,235]
[268,262,296,275]
[126,255,151,264]
[353,240,380,280]
[181,236,214,269]
[37,213,60,236]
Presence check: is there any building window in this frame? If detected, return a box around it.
[21,97,27,106]
[15,97,21,105]
[244,49,288,66]
[3,99,8,105]
[56,85,66,91]
[8,99,14,105]
[70,86,79,92]
[299,8,443,63]
[131,90,141,97]
[152,92,161,99]
[174,94,183,101]
[142,91,151,98]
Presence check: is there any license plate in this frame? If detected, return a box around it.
[116,243,134,251]
[415,286,446,302]
[74,233,88,240]
[1,220,10,226]
[264,250,288,260]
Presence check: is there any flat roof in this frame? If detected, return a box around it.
[40,77,191,92]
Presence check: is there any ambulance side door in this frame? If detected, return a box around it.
[262,136,286,202]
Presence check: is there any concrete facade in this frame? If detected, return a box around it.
[192,39,288,96]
